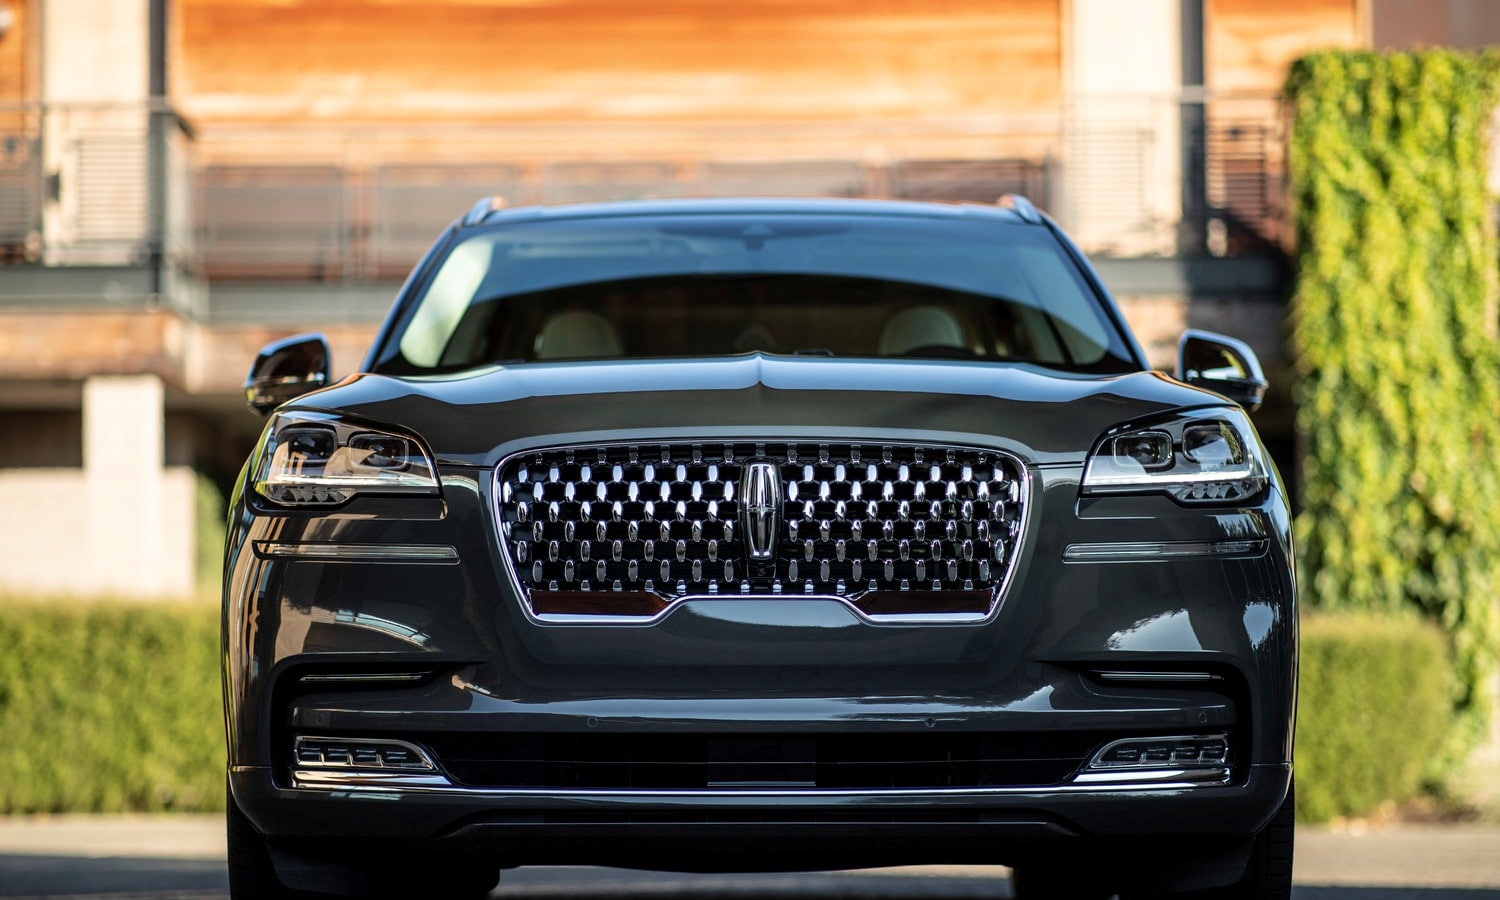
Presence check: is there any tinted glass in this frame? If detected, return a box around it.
[377,213,1136,375]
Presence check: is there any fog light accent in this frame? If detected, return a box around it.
[294,736,437,771]
[1073,734,1231,786]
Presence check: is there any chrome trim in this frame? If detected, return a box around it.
[1080,734,1231,786]
[255,542,460,563]
[1072,767,1231,786]
[1061,539,1267,563]
[288,776,1228,797]
[293,736,439,771]
[298,672,431,685]
[1091,671,1222,684]
[293,769,455,789]
[526,594,992,627]
[490,437,1033,628]
[740,459,782,561]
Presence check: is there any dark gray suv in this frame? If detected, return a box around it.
[224,196,1296,899]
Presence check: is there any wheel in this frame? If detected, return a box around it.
[1010,863,1112,900]
[227,786,318,900]
[1221,777,1295,900]
[1120,778,1295,900]
[228,785,497,899]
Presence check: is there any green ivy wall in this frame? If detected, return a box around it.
[1286,49,1500,756]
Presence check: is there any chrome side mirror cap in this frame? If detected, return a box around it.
[245,333,332,415]
[1176,329,1268,412]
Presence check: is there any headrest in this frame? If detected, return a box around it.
[534,310,623,359]
[877,305,966,356]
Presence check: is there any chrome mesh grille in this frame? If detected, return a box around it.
[495,441,1026,618]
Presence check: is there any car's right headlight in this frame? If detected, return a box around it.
[1081,407,1269,504]
[254,411,438,506]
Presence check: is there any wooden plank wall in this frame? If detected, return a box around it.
[173,0,1062,127]
[0,0,30,109]
[1206,0,1361,93]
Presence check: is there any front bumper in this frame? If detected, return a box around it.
[225,430,1297,879]
[232,760,1290,870]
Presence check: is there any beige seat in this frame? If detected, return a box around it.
[534,310,623,359]
[877,305,966,356]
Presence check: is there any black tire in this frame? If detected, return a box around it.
[227,786,497,899]
[1010,863,1113,900]
[227,786,318,900]
[1225,777,1295,900]
[1120,778,1295,900]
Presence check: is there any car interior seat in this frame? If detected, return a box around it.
[534,310,624,359]
[877,305,967,356]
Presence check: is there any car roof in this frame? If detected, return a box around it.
[462,195,1044,229]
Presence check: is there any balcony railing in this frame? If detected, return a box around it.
[0,102,195,272]
[1,95,1288,293]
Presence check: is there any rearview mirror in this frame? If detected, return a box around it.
[1176,329,1268,412]
[244,333,332,415]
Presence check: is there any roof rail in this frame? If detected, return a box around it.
[462,195,508,226]
[997,194,1043,225]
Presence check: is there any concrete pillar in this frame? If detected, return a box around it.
[1063,0,1184,255]
[83,374,185,597]
[39,0,152,264]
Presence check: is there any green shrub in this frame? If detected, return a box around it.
[195,473,227,598]
[1297,611,1454,822]
[1286,49,1500,757]
[0,599,223,813]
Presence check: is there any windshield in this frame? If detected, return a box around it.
[374,212,1138,375]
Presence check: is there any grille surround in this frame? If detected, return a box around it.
[492,439,1029,623]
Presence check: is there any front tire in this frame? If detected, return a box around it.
[1009,864,1112,900]
[227,786,316,900]
[227,786,497,899]
[1222,777,1295,900]
[1120,778,1295,900]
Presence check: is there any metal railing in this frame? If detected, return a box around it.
[191,153,1054,282]
[0,95,1288,290]
[0,102,195,272]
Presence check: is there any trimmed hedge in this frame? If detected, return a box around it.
[0,599,223,813]
[1286,49,1500,756]
[1297,611,1454,823]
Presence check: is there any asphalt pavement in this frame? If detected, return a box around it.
[0,815,1498,899]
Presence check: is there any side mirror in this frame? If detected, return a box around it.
[1176,329,1268,412]
[245,333,332,415]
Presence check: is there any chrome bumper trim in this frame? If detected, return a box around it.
[1091,671,1222,684]
[1071,767,1231,786]
[255,542,459,563]
[288,771,1231,795]
[294,769,454,788]
[1061,539,1267,563]
[298,672,431,685]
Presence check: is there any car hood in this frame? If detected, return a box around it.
[287,354,1232,467]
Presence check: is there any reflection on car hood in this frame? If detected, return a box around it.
[288,354,1227,466]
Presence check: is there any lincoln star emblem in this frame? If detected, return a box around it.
[741,460,782,561]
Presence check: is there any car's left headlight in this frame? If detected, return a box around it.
[254,412,438,506]
[1081,407,1269,504]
